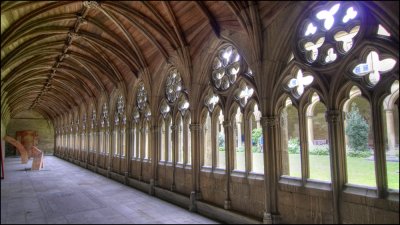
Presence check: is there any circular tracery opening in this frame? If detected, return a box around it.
[296,2,362,66]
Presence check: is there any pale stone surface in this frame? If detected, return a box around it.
[3,136,28,164]
[1,156,218,224]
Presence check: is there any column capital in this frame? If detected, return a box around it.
[171,125,177,131]
[189,124,201,131]
[325,110,342,123]
[261,116,278,128]
[223,120,232,128]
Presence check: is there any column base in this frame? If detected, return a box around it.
[149,179,155,196]
[263,212,273,224]
[124,172,128,185]
[189,191,197,212]
[224,200,231,210]
[171,184,176,192]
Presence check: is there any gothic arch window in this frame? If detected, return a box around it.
[159,116,166,162]
[81,114,87,157]
[159,69,191,167]
[132,107,140,159]
[166,114,173,163]
[160,100,171,163]
[214,106,225,169]
[342,86,376,187]
[232,104,245,171]
[136,82,151,161]
[144,119,150,160]
[185,113,192,166]
[306,92,331,182]
[382,81,399,190]
[74,117,80,158]
[177,94,190,165]
[176,114,184,164]
[90,109,96,153]
[280,97,301,178]
[247,102,263,174]
[202,109,213,168]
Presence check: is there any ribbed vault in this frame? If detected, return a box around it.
[0,1,295,124]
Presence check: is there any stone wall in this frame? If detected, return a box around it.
[5,110,54,155]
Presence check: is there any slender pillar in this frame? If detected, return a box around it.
[325,110,345,224]
[223,120,232,210]
[261,116,280,224]
[189,124,201,211]
[171,125,177,191]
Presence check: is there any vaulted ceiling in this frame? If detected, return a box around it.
[1,1,290,122]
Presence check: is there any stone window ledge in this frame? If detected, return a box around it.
[305,179,332,191]
[184,164,192,170]
[343,184,378,198]
[200,166,213,173]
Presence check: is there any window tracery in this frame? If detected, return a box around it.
[212,45,241,90]
[298,2,361,65]
[166,69,183,103]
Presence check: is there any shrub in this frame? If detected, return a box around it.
[345,104,369,154]
[309,145,329,155]
[288,137,300,154]
[219,147,225,152]
[237,146,245,152]
[252,146,262,153]
[347,148,372,158]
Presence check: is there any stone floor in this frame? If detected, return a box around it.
[1,156,218,224]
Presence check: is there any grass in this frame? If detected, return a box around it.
[287,154,399,190]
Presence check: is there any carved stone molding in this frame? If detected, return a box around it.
[222,120,232,128]
[325,110,341,123]
[83,1,99,9]
[189,124,201,131]
[261,116,278,128]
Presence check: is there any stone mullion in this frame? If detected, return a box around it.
[151,124,159,195]
[94,122,99,171]
[139,123,145,181]
[325,110,345,224]
[371,104,387,198]
[261,116,280,224]
[223,120,232,210]
[122,119,129,178]
[127,122,134,176]
[298,109,309,182]
[244,113,251,174]
[171,124,177,191]
[189,123,201,211]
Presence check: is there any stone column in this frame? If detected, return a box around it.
[325,110,345,224]
[223,120,232,210]
[189,124,201,211]
[139,126,145,181]
[171,125,177,191]
[385,109,396,154]
[261,116,280,224]
[307,115,314,148]
[371,105,387,198]
[150,124,159,195]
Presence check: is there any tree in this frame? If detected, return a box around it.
[345,104,369,153]
[252,128,263,152]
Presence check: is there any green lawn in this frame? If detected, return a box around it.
[287,154,399,189]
